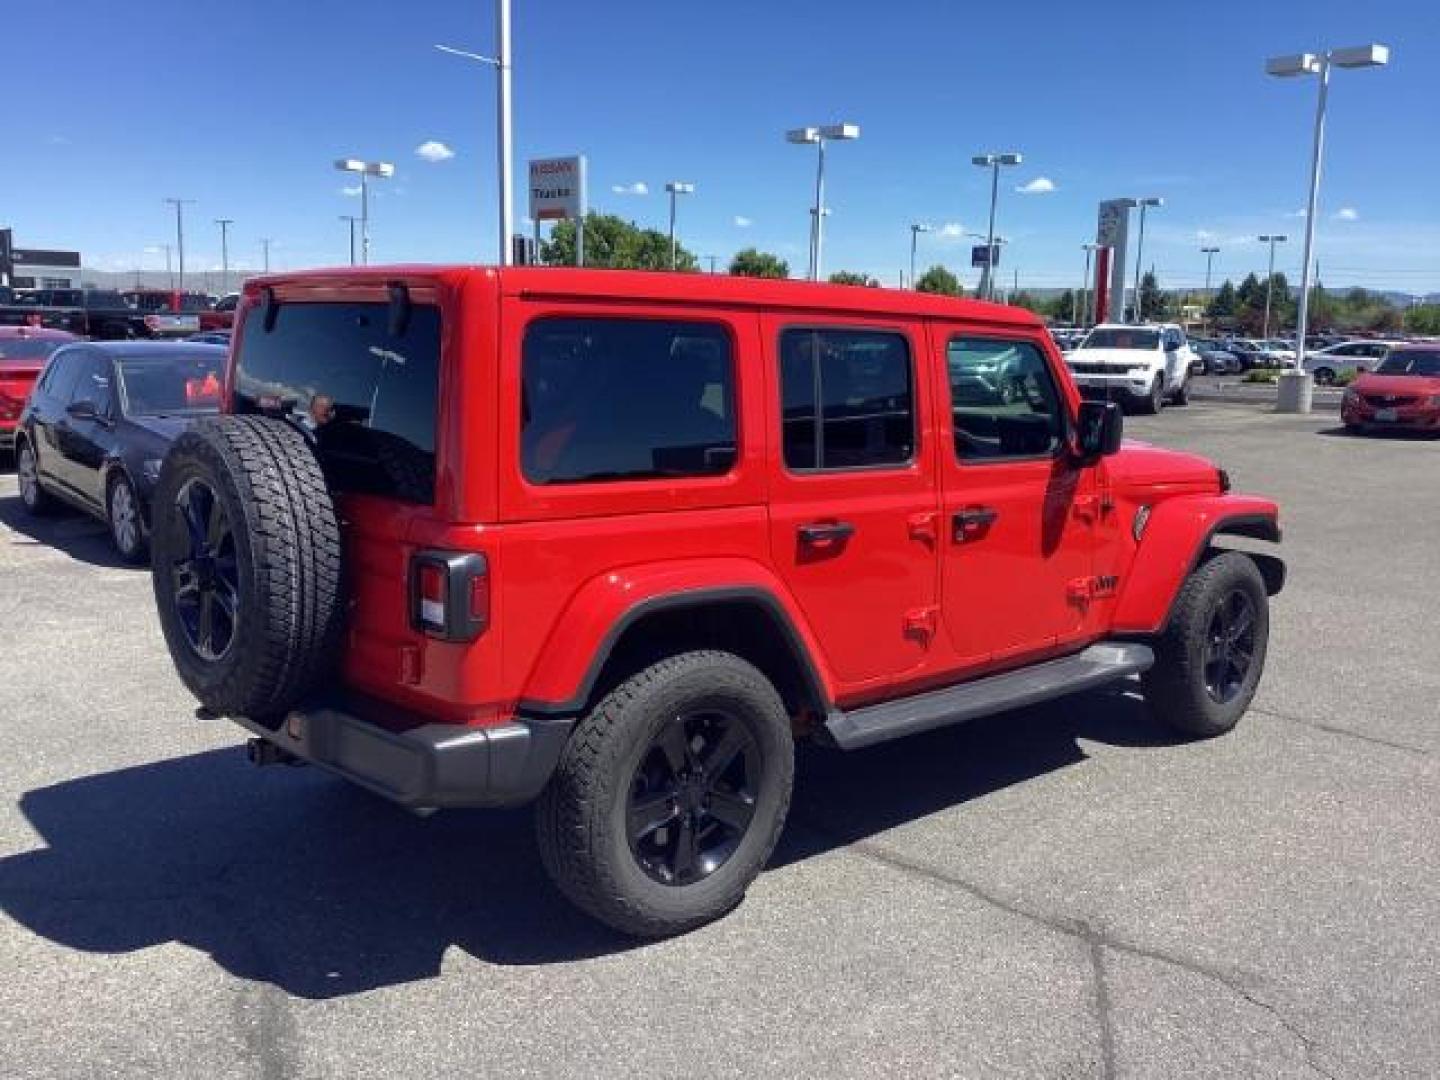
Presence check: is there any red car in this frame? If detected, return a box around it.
[1341,346,1440,434]
[0,327,79,452]
[145,267,1283,936]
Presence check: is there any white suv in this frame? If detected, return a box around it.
[1066,323,1196,414]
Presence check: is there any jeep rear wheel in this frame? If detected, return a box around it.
[536,651,794,937]
[150,416,345,720]
[1142,551,1269,737]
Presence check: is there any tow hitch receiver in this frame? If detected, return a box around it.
[246,738,301,767]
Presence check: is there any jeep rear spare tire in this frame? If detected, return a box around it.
[151,415,345,720]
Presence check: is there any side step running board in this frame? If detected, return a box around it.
[824,642,1154,751]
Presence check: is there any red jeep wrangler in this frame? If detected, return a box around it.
[150,267,1283,937]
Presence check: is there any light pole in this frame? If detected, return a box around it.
[1257,234,1288,339]
[260,239,272,273]
[162,244,174,291]
[909,223,931,289]
[664,182,695,270]
[214,218,233,294]
[1130,196,1162,322]
[786,123,860,281]
[1266,43,1389,411]
[1201,245,1220,330]
[1079,242,1099,325]
[971,152,1021,300]
[334,158,395,265]
[435,1,514,265]
[164,198,194,294]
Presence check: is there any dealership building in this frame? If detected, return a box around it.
[0,228,82,290]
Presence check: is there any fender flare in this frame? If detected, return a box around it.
[517,558,834,717]
[1111,496,1283,635]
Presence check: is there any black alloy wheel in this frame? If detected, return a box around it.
[170,477,240,661]
[626,710,760,886]
[1202,589,1257,705]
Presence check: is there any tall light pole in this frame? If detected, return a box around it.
[164,198,194,293]
[664,182,695,270]
[1201,245,1220,296]
[1257,234,1288,339]
[1266,44,1389,411]
[260,239,272,274]
[909,223,932,289]
[334,158,395,265]
[214,218,233,295]
[1078,243,1099,325]
[786,123,860,281]
[435,0,514,265]
[339,215,360,265]
[971,152,1021,300]
[162,244,174,291]
[1130,196,1162,322]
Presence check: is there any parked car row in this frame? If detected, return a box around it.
[0,288,239,340]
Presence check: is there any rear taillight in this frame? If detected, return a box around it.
[409,551,489,641]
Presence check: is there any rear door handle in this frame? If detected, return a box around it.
[798,521,856,545]
[952,507,998,542]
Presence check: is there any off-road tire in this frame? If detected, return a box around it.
[151,415,344,720]
[1313,367,1336,386]
[1171,374,1190,406]
[536,651,794,938]
[15,437,59,516]
[1142,551,1269,737]
[106,471,148,563]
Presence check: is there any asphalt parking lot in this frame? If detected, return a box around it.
[1,403,1436,1079]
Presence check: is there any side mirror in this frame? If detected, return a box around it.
[1075,399,1123,460]
[66,399,98,421]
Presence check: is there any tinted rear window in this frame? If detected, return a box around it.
[1082,329,1159,350]
[1376,350,1440,377]
[233,301,441,504]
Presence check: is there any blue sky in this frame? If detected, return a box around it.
[6,0,1438,294]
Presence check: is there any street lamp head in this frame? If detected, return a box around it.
[912,223,932,234]
[786,127,821,144]
[1331,43,1389,69]
[973,152,1023,167]
[1082,242,1100,251]
[1201,245,1220,253]
[335,158,365,173]
[335,158,394,178]
[818,123,860,141]
[1139,196,1164,207]
[665,182,695,195]
[997,152,1023,166]
[1258,234,1288,243]
[971,154,995,167]
[1265,53,1321,77]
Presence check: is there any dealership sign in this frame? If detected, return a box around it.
[528,156,587,221]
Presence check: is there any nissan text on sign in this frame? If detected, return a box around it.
[528,156,587,222]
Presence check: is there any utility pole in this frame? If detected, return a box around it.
[215,218,233,294]
[260,238,272,273]
[339,215,359,265]
[164,198,195,293]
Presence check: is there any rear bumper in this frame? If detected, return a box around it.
[231,706,572,810]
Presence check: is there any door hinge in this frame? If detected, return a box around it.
[1074,492,1116,522]
[903,606,939,641]
[906,511,938,545]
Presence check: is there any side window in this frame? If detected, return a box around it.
[42,352,82,402]
[71,353,113,411]
[947,337,1065,462]
[1162,329,1182,351]
[779,328,914,471]
[520,317,736,485]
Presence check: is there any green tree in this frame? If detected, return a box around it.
[1138,271,1164,321]
[1404,303,1440,336]
[1207,279,1238,320]
[828,270,879,287]
[914,264,962,296]
[540,212,698,271]
[1009,290,1043,314]
[1047,289,1076,322]
[729,248,790,278]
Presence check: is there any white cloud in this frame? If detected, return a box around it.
[611,181,649,196]
[1015,176,1056,195]
[1196,229,1216,241]
[733,215,753,228]
[340,185,363,197]
[45,134,70,146]
[415,139,455,163]
[937,222,966,239]
[1285,208,1308,219]
[1333,207,1359,221]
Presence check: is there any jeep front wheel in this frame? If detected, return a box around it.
[536,651,794,937]
[1142,551,1269,737]
[1135,375,1163,415]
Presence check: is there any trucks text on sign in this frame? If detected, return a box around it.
[528,156,588,222]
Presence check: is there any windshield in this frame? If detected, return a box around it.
[85,291,128,309]
[1082,328,1159,350]
[1375,351,1440,377]
[115,351,224,416]
[232,300,441,504]
[0,338,68,366]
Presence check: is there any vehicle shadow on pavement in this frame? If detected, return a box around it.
[1315,425,1440,440]
[0,686,1181,998]
[0,493,136,570]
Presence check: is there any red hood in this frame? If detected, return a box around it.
[1351,373,1440,396]
[1105,440,1222,495]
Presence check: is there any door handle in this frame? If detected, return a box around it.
[952,507,998,542]
[798,521,856,545]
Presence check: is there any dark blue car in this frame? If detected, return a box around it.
[14,342,225,561]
